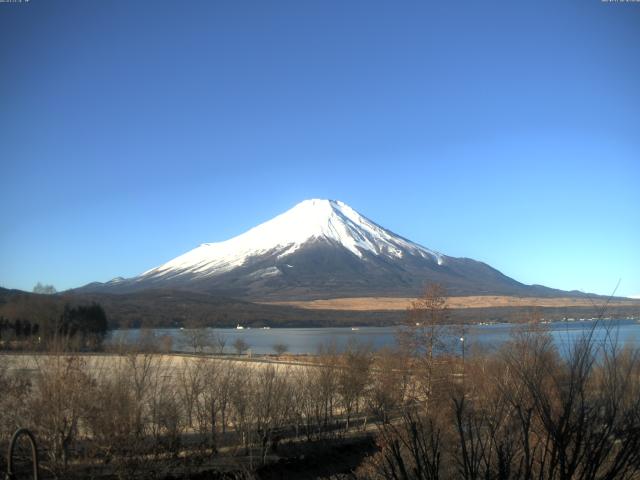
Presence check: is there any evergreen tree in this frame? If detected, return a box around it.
[59,302,109,348]
[14,319,22,337]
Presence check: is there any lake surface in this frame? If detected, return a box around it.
[108,318,640,356]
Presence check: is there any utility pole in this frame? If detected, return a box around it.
[460,336,465,385]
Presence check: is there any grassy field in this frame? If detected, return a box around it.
[262,295,640,311]
[0,351,315,378]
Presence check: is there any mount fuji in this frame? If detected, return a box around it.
[78,199,570,300]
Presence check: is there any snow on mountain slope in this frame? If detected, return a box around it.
[76,198,580,300]
[139,199,443,281]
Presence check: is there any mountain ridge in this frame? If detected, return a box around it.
[75,199,597,300]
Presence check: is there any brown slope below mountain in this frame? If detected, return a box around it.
[263,295,640,311]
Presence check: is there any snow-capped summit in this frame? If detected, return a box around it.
[78,199,553,300]
[140,199,443,282]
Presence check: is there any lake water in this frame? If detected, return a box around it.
[108,318,640,356]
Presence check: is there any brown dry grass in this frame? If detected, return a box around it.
[261,296,640,311]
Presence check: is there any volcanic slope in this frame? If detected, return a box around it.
[79,199,582,300]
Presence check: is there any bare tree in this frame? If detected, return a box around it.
[272,342,288,356]
[363,407,443,480]
[124,350,160,438]
[136,328,162,353]
[181,325,215,354]
[233,338,250,355]
[0,364,32,474]
[84,357,140,472]
[177,357,205,429]
[197,360,237,452]
[398,283,450,402]
[337,339,372,430]
[503,322,640,480]
[315,341,339,430]
[147,365,183,458]
[296,366,325,441]
[212,332,227,354]
[28,354,92,475]
[367,347,410,425]
[251,365,294,464]
[229,365,252,453]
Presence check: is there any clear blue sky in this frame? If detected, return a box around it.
[1,0,638,297]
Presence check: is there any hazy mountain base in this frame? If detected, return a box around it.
[1,288,638,329]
